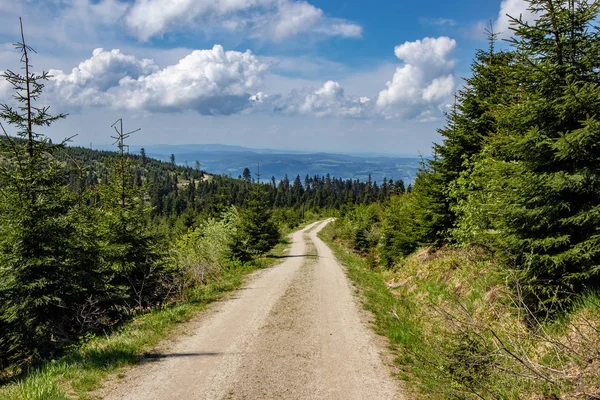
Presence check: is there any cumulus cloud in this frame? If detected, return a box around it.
[263,81,371,118]
[48,45,269,115]
[494,0,537,37]
[297,81,370,117]
[376,37,456,119]
[124,0,362,42]
[51,48,158,91]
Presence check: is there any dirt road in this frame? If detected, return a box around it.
[103,220,403,399]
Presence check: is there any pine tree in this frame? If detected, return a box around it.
[420,27,514,245]
[0,20,107,365]
[242,167,252,182]
[99,120,168,310]
[231,184,280,261]
[480,0,600,311]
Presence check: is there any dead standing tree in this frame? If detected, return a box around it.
[110,118,140,208]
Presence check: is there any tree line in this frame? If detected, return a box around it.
[62,146,407,218]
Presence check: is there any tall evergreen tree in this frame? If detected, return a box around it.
[0,21,107,365]
[419,28,514,245]
[100,120,168,310]
[231,184,280,261]
[478,0,600,311]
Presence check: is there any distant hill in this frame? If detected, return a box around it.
[93,144,422,184]
[59,144,405,218]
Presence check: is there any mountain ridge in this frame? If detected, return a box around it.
[90,143,421,183]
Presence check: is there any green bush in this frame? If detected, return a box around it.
[173,206,239,291]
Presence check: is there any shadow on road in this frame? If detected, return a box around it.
[144,352,221,360]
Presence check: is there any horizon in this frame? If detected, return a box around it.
[83,142,427,159]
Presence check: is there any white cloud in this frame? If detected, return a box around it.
[269,1,323,40]
[51,48,158,91]
[494,0,536,37]
[393,37,455,71]
[265,80,371,118]
[124,0,361,42]
[421,17,457,27]
[376,37,456,119]
[322,22,364,37]
[298,80,370,117]
[48,45,269,115]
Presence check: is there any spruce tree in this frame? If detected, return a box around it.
[420,28,514,245]
[0,20,107,365]
[481,0,600,311]
[99,120,168,311]
[242,167,251,182]
[231,184,280,261]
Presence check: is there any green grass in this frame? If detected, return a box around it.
[319,225,516,398]
[319,223,600,399]
[0,237,293,400]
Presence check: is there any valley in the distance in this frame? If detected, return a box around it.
[112,143,421,184]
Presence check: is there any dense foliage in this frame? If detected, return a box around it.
[335,0,600,315]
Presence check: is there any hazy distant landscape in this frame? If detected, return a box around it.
[118,144,421,183]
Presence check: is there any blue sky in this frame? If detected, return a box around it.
[0,0,534,155]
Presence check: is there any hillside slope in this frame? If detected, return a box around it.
[320,223,600,399]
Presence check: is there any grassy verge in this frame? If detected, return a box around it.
[0,237,292,400]
[319,223,600,399]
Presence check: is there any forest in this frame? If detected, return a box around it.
[323,0,600,398]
